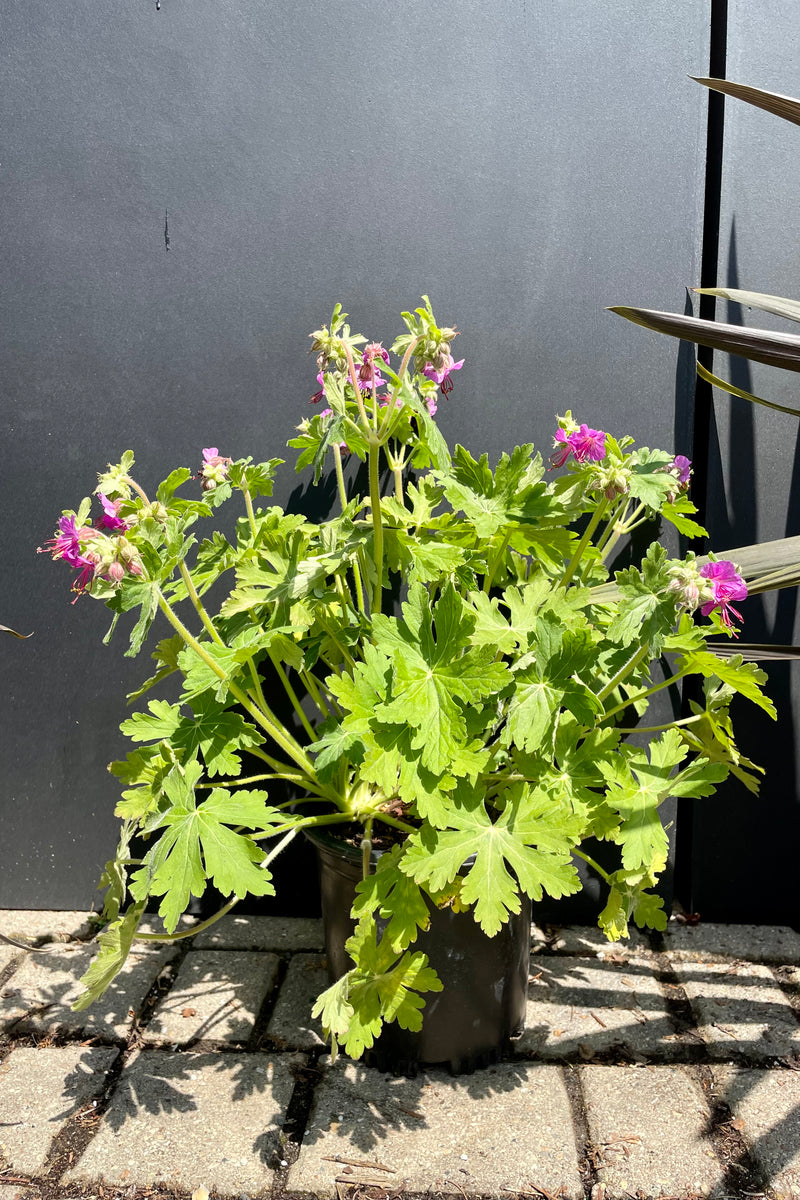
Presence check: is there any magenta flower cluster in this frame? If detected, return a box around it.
[699,560,748,631]
[40,503,142,601]
[550,424,607,468]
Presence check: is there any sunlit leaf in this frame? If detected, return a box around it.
[609,306,800,373]
[693,76,800,128]
[696,362,800,418]
[695,286,800,325]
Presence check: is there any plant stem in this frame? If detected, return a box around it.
[250,811,353,842]
[268,651,317,741]
[178,561,226,648]
[344,343,371,431]
[368,436,384,614]
[242,487,258,539]
[560,497,610,588]
[596,644,650,703]
[134,894,240,942]
[156,592,320,784]
[301,669,331,718]
[602,668,690,723]
[373,811,417,835]
[123,476,152,507]
[615,713,704,734]
[573,848,612,885]
[361,816,374,880]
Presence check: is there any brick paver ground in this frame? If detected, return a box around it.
[0,911,799,1200]
[143,950,280,1046]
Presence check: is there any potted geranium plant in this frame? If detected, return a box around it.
[42,297,774,1071]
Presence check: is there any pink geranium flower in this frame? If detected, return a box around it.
[200,448,232,491]
[39,515,96,567]
[700,560,747,632]
[673,455,692,486]
[551,424,607,468]
[96,493,129,532]
[422,354,464,395]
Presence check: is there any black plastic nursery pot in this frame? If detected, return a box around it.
[305,825,531,1075]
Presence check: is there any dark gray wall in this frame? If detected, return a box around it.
[685,0,800,923]
[2,2,710,910]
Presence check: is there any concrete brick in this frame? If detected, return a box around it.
[0,1045,118,1175]
[289,1060,583,1198]
[713,1065,800,1199]
[143,950,280,1046]
[532,923,652,959]
[66,1050,302,1194]
[0,912,96,945]
[192,914,323,951]
[266,953,328,1050]
[0,943,176,1039]
[673,960,800,1059]
[519,955,675,1059]
[582,1064,724,1196]
[664,922,800,964]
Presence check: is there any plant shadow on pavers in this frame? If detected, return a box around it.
[0,944,176,1040]
[142,949,280,1047]
[299,1057,535,1153]
[65,1050,302,1194]
[521,956,680,1061]
[290,1059,585,1199]
[703,1065,800,1199]
[671,959,800,1060]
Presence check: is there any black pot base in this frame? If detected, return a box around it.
[308,827,531,1076]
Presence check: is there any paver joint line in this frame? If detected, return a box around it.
[1,914,800,1200]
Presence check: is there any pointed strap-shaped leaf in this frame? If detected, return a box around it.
[696,362,800,417]
[694,287,800,325]
[693,77,800,127]
[1,623,32,638]
[706,642,800,661]
[609,306,800,373]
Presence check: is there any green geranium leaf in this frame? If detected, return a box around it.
[401,782,581,935]
[71,901,146,1011]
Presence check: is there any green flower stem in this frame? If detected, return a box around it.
[196,773,302,789]
[573,848,612,885]
[133,825,305,944]
[596,644,650,703]
[251,812,353,842]
[331,442,367,616]
[317,617,357,671]
[595,497,630,554]
[560,496,611,588]
[344,343,371,432]
[368,436,384,615]
[268,650,317,742]
[616,713,704,734]
[155,592,319,785]
[332,442,349,509]
[601,668,690,723]
[483,531,511,594]
[242,487,258,539]
[123,476,152,507]
[246,659,270,714]
[374,811,417,836]
[134,894,241,942]
[601,501,647,562]
[361,816,374,880]
[377,336,418,443]
[178,561,226,649]
[301,669,331,718]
